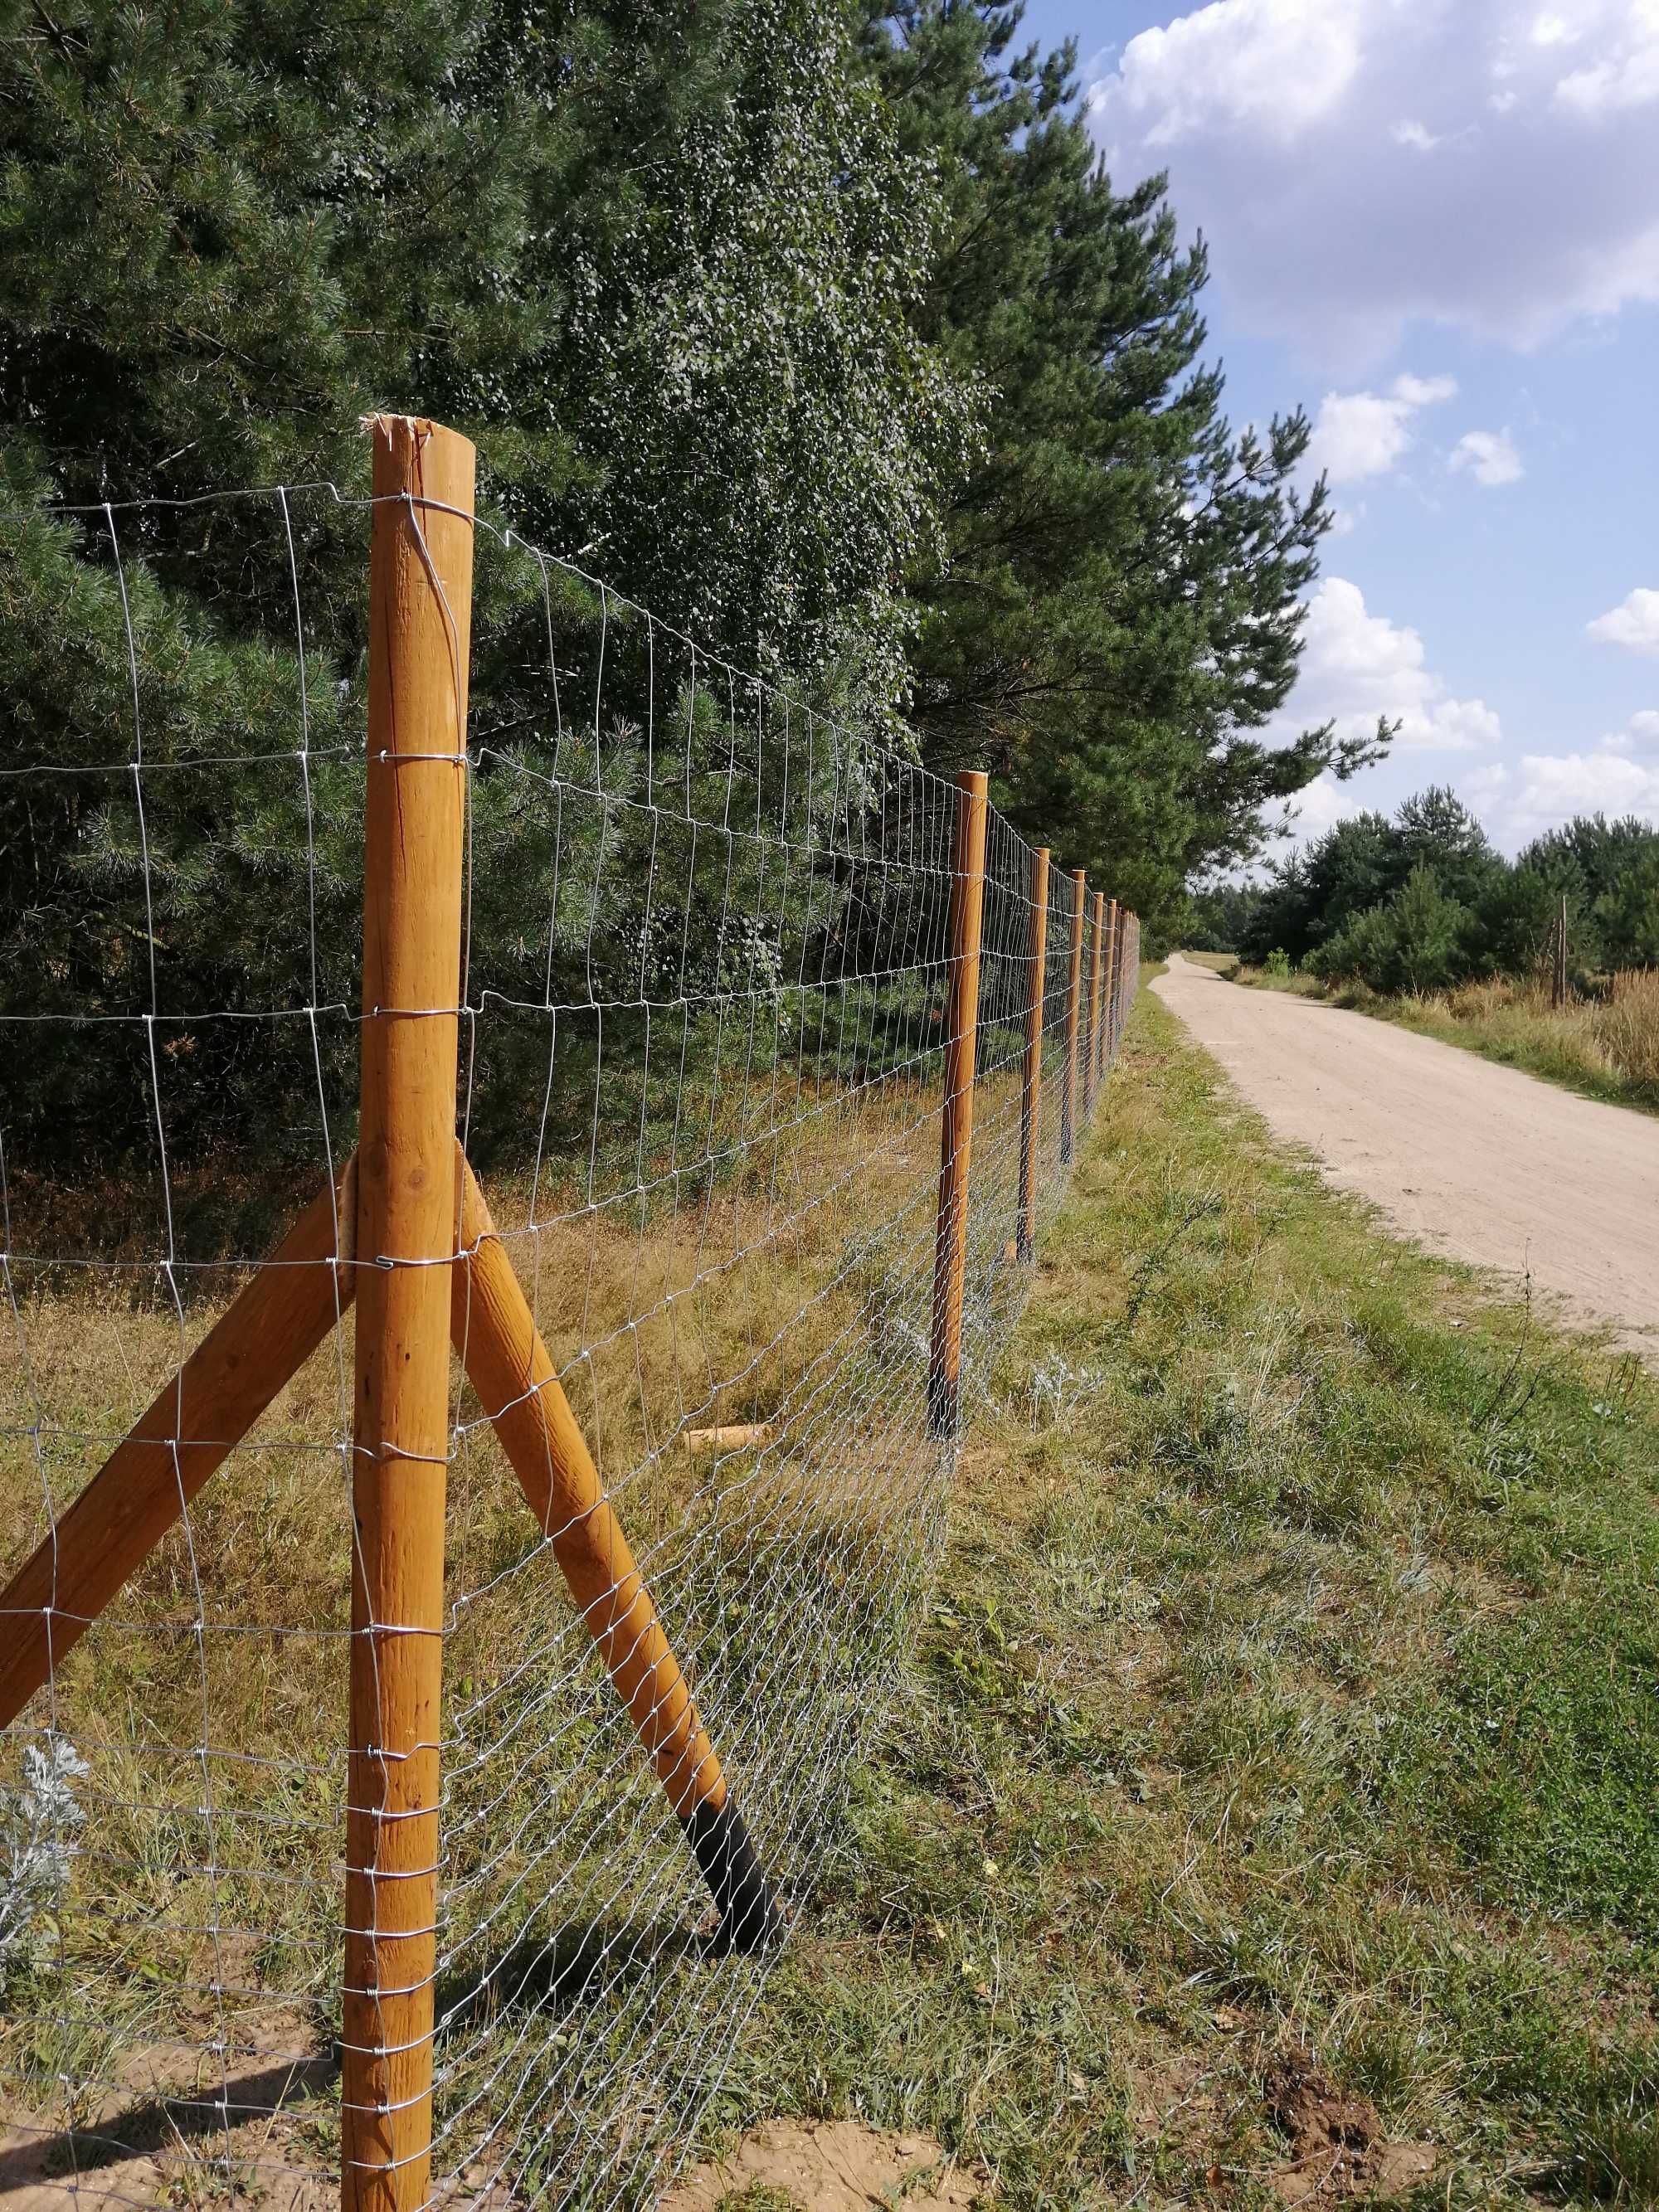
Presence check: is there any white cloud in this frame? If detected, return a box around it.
[1602,707,1659,751]
[1496,749,1659,836]
[1449,427,1525,484]
[1087,0,1659,363]
[1284,577,1504,751]
[1095,0,1364,148]
[1588,587,1659,652]
[1283,771,1363,840]
[1457,703,1659,843]
[1309,373,1457,483]
[1554,0,1659,110]
[1260,768,1363,855]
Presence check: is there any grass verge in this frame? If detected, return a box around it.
[727,992,1659,2210]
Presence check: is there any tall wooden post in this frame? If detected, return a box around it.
[1120,914,1137,1048]
[1110,902,1123,1066]
[1060,868,1086,1165]
[1122,912,1136,1051]
[343,416,474,2212]
[1099,901,1117,1084]
[929,771,989,1439]
[1553,895,1569,1010]
[1016,847,1050,1264]
[1085,892,1105,1116]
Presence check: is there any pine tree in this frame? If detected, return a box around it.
[859,0,1389,929]
[0,0,972,1187]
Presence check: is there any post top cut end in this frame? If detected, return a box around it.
[362,414,476,513]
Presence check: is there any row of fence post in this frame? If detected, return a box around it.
[928,770,1140,1441]
[346,442,1140,2205]
[0,417,1141,2212]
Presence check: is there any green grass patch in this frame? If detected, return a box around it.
[725,994,1659,2209]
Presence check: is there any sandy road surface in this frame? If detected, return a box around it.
[1154,954,1659,1364]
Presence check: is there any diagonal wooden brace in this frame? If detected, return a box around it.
[0,1150,779,1952]
[0,1161,358,1728]
[451,1155,781,1956]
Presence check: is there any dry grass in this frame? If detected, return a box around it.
[1366,967,1659,1112]
[0,1028,1060,2207]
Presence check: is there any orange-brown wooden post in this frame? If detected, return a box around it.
[343,416,474,2212]
[1015,846,1049,1263]
[1124,915,1138,1046]
[929,771,989,1438]
[1059,868,1086,1164]
[1100,899,1118,1086]
[1123,911,1141,1057]
[1085,892,1105,1118]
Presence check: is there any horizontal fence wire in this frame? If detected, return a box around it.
[0,473,1140,2212]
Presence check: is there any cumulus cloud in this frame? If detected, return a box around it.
[1602,707,1659,751]
[1087,0,1659,363]
[1284,577,1503,752]
[1588,587,1659,652]
[1310,374,1457,483]
[1457,710,1659,843]
[1493,749,1659,838]
[1449,427,1525,485]
[1279,771,1363,844]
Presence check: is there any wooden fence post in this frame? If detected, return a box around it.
[343,416,474,2212]
[1119,913,1137,1053]
[1016,846,1049,1263]
[929,771,989,1439]
[1085,892,1105,1116]
[1553,894,1569,1009]
[1100,901,1118,1085]
[1060,868,1085,1164]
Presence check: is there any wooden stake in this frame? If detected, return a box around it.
[684,1424,775,1455]
[451,1159,778,1952]
[1085,892,1105,1118]
[929,771,989,1439]
[0,1164,355,1732]
[1100,902,1118,1083]
[1016,847,1049,1264]
[1060,869,1086,1165]
[343,416,474,2212]
[1120,913,1137,1050]
[1553,894,1569,1010]
[1127,915,1139,1041]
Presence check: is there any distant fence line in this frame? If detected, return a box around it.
[0,416,1140,2212]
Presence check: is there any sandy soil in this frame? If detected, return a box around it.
[1154,955,1659,1366]
[661,2118,979,2210]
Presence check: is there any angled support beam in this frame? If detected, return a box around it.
[0,1162,357,1732]
[451,1155,780,1954]
[0,1137,778,1960]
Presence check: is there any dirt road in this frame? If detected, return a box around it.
[1154,954,1659,1364]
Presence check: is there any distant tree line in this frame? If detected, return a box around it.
[1189,790,1659,994]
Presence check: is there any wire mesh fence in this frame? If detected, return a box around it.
[0,417,1141,2212]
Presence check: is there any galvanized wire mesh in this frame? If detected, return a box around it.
[0,475,1138,2212]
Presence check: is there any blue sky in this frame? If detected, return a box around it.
[1014,0,1659,856]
